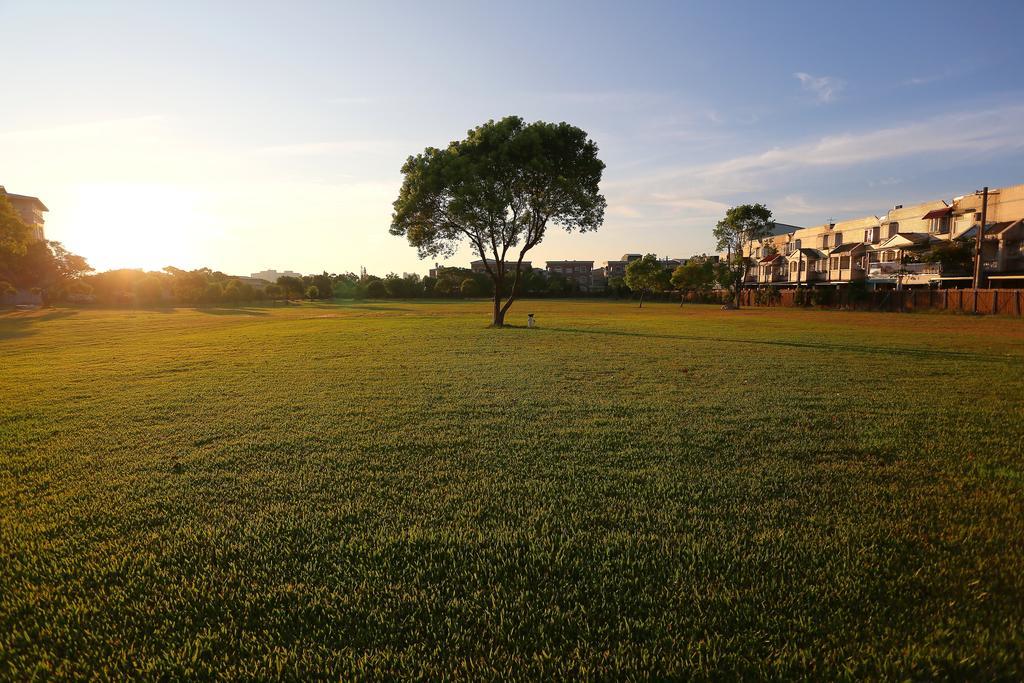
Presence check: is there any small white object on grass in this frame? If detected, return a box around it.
[527,313,535,328]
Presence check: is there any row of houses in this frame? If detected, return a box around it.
[428,183,1024,293]
[743,182,1024,289]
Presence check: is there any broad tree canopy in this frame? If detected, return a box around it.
[713,204,774,308]
[391,116,606,326]
[670,257,717,304]
[624,254,668,308]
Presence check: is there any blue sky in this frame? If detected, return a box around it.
[2,0,1023,275]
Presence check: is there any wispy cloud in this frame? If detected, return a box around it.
[699,104,1024,179]
[601,102,1024,233]
[794,72,845,103]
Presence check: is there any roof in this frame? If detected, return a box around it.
[921,207,953,220]
[956,220,1022,240]
[874,232,933,250]
[545,260,594,265]
[770,222,802,236]
[0,188,48,212]
[788,247,825,260]
[828,242,864,254]
[759,253,783,263]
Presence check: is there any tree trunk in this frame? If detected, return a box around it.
[679,293,684,307]
[492,294,504,327]
[638,292,644,308]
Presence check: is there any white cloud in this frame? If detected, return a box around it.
[794,72,845,103]
[700,104,1024,179]
[598,102,1024,246]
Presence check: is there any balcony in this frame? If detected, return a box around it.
[868,262,941,278]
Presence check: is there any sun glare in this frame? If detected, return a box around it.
[64,183,215,272]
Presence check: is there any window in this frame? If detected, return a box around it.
[790,262,797,274]
[930,217,951,234]
[831,257,839,270]
[821,235,829,249]
[834,232,843,246]
[840,256,851,269]
[887,222,899,238]
[795,239,802,249]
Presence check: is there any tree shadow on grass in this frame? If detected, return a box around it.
[195,307,269,316]
[539,326,995,363]
[0,309,81,341]
[336,303,415,313]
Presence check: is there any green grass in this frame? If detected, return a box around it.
[2,300,1023,679]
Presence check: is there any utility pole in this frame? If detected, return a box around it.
[972,187,988,290]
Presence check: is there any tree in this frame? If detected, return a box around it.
[305,285,319,300]
[383,273,409,298]
[366,279,387,298]
[713,204,775,309]
[3,239,92,303]
[331,273,358,299]
[390,116,606,326]
[305,272,334,299]
[459,277,480,298]
[922,240,973,274]
[670,257,716,306]
[202,281,223,304]
[545,271,572,296]
[0,192,32,282]
[624,254,668,308]
[606,276,629,298]
[277,275,304,299]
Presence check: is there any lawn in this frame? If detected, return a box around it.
[2,300,1023,678]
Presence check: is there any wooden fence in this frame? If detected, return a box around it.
[735,288,1024,316]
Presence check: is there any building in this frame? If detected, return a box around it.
[1,186,47,241]
[601,253,642,281]
[741,183,1024,289]
[251,269,302,282]
[469,259,532,274]
[545,260,595,291]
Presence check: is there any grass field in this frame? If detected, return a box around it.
[2,300,1023,678]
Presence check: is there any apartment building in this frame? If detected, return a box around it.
[545,260,595,291]
[469,259,532,274]
[1,186,47,241]
[600,253,642,281]
[743,182,1024,289]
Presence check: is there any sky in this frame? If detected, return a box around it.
[2,0,1024,276]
